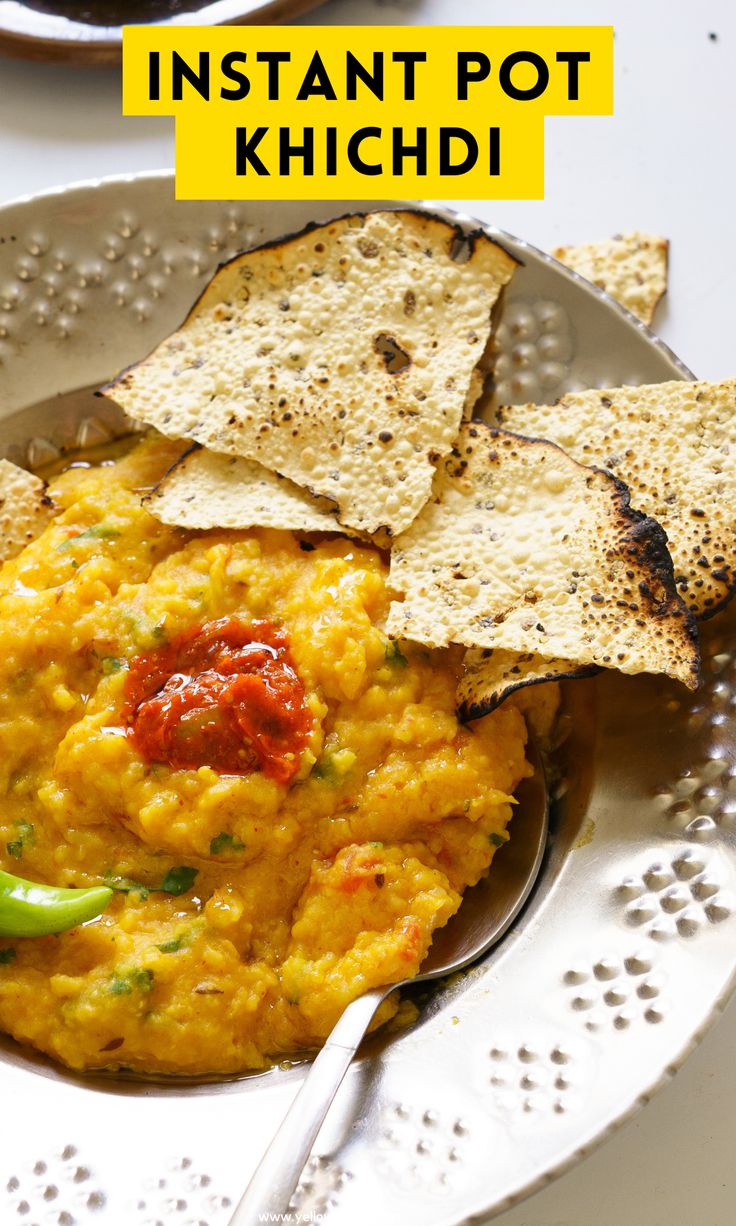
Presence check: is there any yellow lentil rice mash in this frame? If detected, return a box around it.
[0,436,532,1075]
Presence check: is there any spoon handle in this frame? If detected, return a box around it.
[229,985,388,1226]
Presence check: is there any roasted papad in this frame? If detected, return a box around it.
[0,459,55,564]
[103,211,517,536]
[554,232,668,325]
[149,445,346,534]
[497,378,736,619]
[387,423,699,689]
[456,649,597,721]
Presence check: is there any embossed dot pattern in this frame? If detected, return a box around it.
[289,1154,352,1219]
[563,952,670,1032]
[651,622,736,841]
[132,1156,230,1226]
[374,1101,470,1194]
[616,848,734,943]
[487,1040,586,1118]
[653,753,736,842]
[2,1145,106,1224]
[491,298,574,405]
[0,208,260,356]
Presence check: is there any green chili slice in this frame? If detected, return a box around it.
[0,869,112,937]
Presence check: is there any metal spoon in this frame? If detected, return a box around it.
[229,747,549,1226]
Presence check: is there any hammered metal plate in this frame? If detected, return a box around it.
[0,174,734,1226]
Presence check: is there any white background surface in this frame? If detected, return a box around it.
[0,2,734,1223]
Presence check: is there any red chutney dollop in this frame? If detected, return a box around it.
[122,617,312,784]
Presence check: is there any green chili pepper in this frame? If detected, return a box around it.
[0,869,112,937]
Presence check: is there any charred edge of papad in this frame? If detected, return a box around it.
[496,389,735,624]
[467,422,701,689]
[614,481,701,687]
[464,292,512,421]
[694,571,736,623]
[98,209,521,404]
[145,441,203,506]
[457,657,600,723]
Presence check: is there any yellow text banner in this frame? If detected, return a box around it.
[122,25,613,200]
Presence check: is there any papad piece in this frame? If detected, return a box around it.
[147,445,392,548]
[457,647,597,721]
[148,445,346,534]
[387,423,699,688]
[103,210,517,537]
[497,378,736,619]
[554,232,667,325]
[0,459,55,565]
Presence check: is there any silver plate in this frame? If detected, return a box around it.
[0,174,734,1226]
[0,1,326,66]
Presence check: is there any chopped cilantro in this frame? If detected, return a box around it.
[85,524,120,539]
[489,832,510,847]
[101,657,126,675]
[6,820,34,861]
[105,866,198,898]
[156,936,185,954]
[58,524,121,552]
[0,948,16,965]
[209,832,245,855]
[103,873,150,900]
[312,747,355,783]
[384,640,408,666]
[109,968,154,995]
[121,610,168,649]
[160,866,198,896]
[311,759,333,781]
[369,841,384,849]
